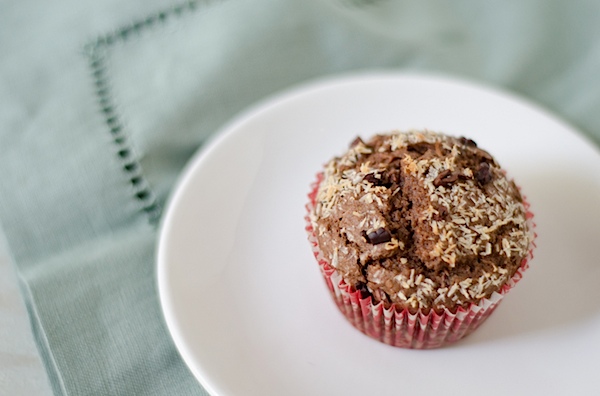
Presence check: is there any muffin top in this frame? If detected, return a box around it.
[310,130,531,312]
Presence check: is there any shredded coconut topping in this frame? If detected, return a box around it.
[311,130,532,311]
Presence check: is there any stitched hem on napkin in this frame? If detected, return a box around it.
[82,1,204,225]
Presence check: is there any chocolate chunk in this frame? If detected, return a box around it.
[458,137,477,147]
[475,162,493,185]
[407,142,430,155]
[433,169,459,187]
[363,173,382,186]
[349,136,364,148]
[476,148,494,162]
[434,169,451,185]
[363,228,392,245]
[354,282,371,299]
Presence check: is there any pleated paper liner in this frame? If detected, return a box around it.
[306,172,536,349]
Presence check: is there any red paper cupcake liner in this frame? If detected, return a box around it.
[305,172,537,349]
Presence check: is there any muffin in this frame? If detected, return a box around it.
[306,130,535,348]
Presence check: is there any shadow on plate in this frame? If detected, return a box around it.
[457,168,600,346]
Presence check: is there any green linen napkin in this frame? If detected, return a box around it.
[1,0,599,394]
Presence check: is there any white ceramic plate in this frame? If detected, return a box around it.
[157,73,600,395]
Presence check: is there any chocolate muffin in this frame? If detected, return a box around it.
[309,130,532,314]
